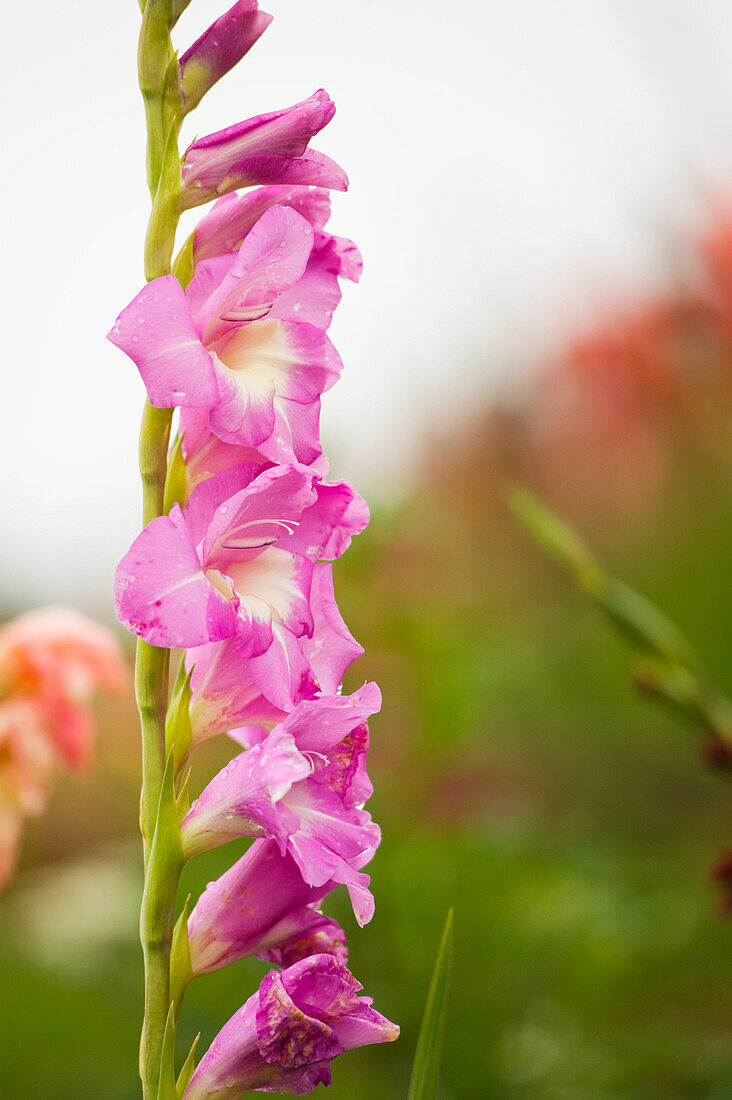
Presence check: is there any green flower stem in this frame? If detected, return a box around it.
[134,1,185,1096]
[137,401,173,864]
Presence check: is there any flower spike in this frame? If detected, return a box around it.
[111,0,395,1090]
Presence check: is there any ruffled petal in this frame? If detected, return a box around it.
[114,505,238,648]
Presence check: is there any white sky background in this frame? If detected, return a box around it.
[3,0,732,614]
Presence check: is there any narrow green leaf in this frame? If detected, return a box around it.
[156,1003,177,1100]
[171,0,193,26]
[163,433,187,515]
[176,1033,200,1098]
[172,233,195,290]
[175,769,192,822]
[407,908,454,1100]
[161,51,182,138]
[170,897,193,1016]
[165,659,193,770]
[142,753,184,949]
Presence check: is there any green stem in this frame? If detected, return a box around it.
[134,2,183,1096]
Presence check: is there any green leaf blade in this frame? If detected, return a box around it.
[407,908,454,1100]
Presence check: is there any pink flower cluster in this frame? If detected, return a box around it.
[0,607,126,889]
[110,2,397,1091]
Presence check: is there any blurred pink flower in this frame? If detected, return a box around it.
[0,606,127,767]
[0,699,59,888]
[0,607,127,887]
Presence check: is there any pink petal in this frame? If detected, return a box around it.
[200,464,317,565]
[302,564,364,694]
[187,636,285,746]
[246,622,317,711]
[185,254,237,322]
[279,480,369,562]
[217,148,348,197]
[281,778,380,889]
[195,206,315,343]
[181,728,311,857]
[114,505,238,648]
[108,276,218,408]
[281,684,380,755]
[180,408,269,491]
[228,550,314,642]
[269,232,363,332]
[207,319,340,455]
[193,186,332,263]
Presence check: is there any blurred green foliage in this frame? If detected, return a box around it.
[2,436,732,1099]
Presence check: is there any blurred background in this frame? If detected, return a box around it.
[3,0,732,1096]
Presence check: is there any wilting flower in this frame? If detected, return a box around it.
[179,0,273,114]
[109,204,342,464]
[188,838,348,975]
[181,685,381,924]
[180,90,347,209]
[184,954,399,1099]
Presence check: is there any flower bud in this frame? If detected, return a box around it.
[180,1,273,114]
[181,90,347,209]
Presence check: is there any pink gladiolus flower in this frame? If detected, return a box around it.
[117,456,368,710]
[180,90,347,210]
[188,838,348,975]
[181,684,381,924]
[0,607,127,768]
[184,954,399,1100]
[115,463,317,652]
[179,1,273,114]
[108,204,343,464]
